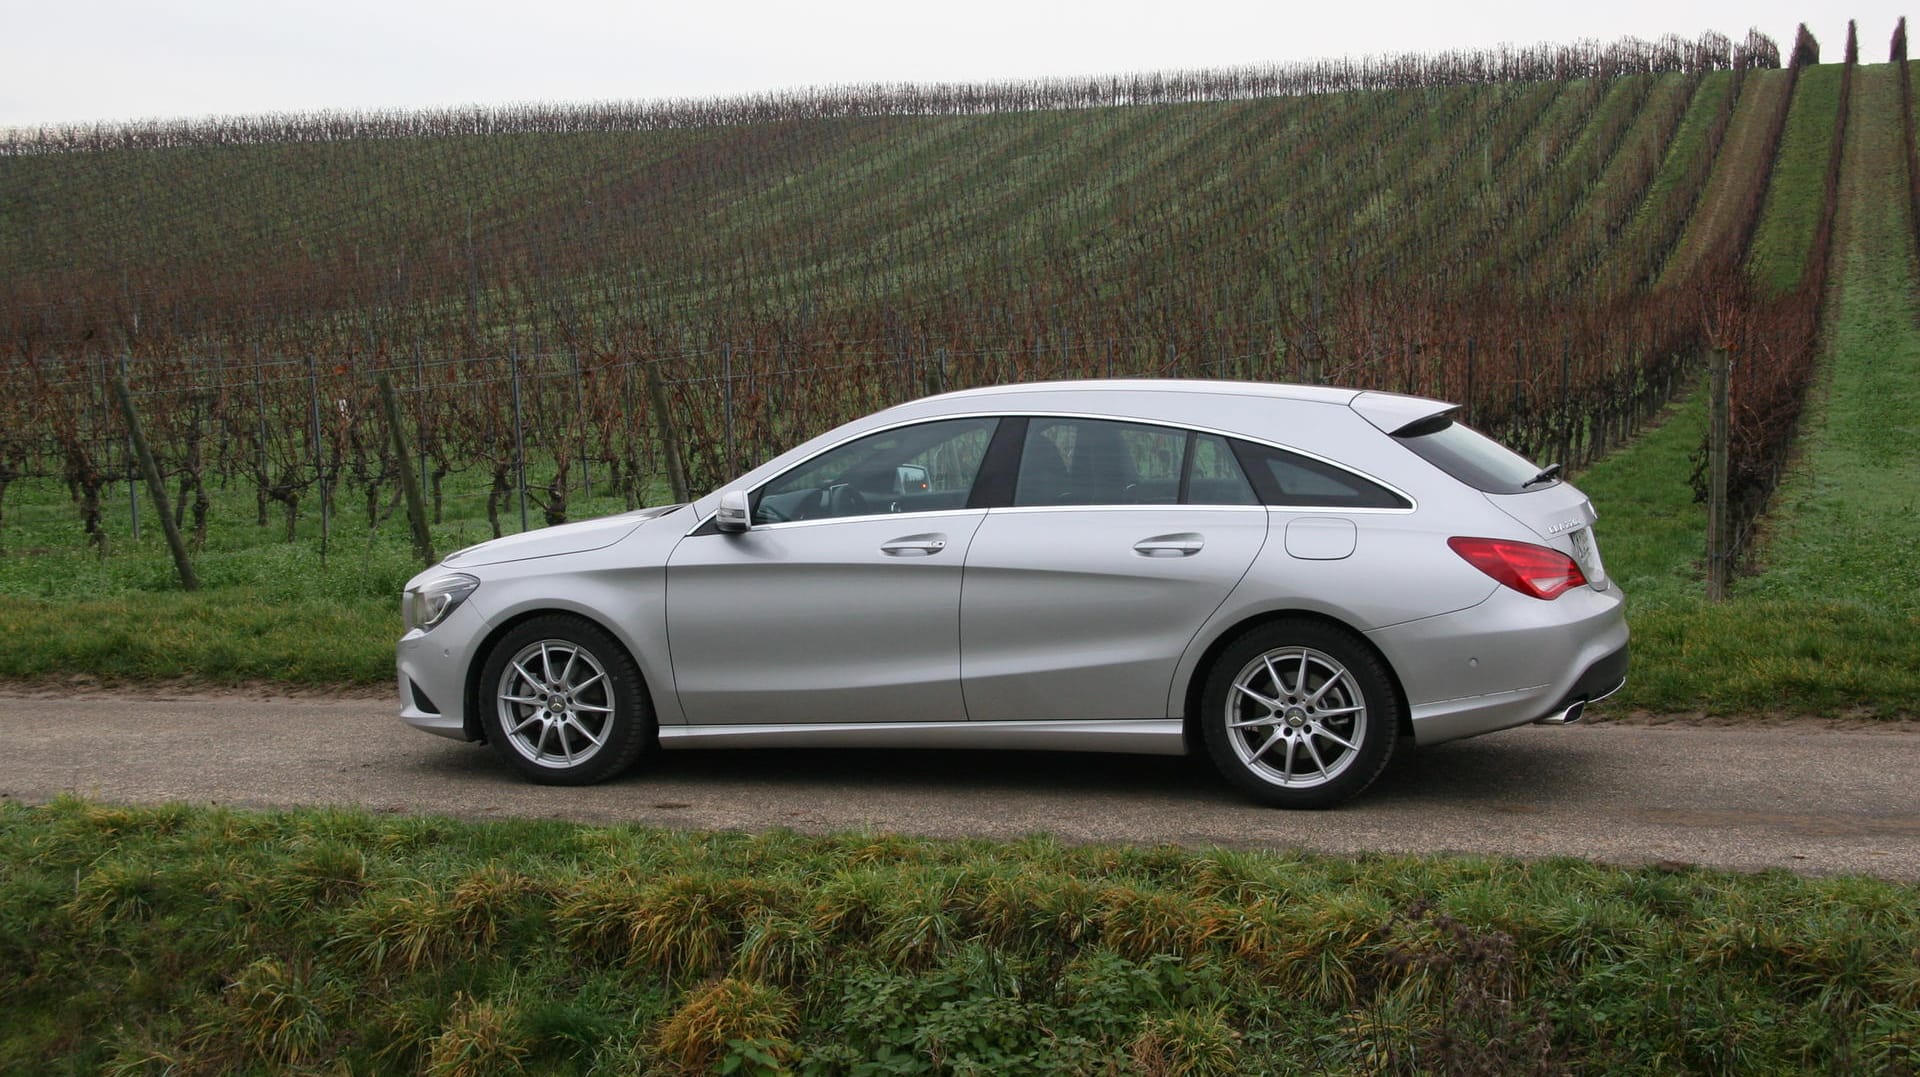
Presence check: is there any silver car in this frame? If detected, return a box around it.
[398,380,1627,807]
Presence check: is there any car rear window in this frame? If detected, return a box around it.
[1393,414,1555,494]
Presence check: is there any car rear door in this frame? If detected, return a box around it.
[959,418,1268,721]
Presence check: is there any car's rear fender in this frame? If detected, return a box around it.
[1176,608,1415,754]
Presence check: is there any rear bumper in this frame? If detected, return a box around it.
[1542,643,1629,717]
[1370,581,1629,746]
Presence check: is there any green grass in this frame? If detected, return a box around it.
[1569,389,1919,713]
[2,797,1915,1075]
[1746,63,1846,293]
[1569,61,1920,715]
[0,460,662,685]
[2,368,1915,712]
[1751,62,1920,610]
[1599,69,1728,287]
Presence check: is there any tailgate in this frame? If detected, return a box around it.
[1482,484,1609,590]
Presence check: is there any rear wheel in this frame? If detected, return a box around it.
[478,615,651,785]
[1200,620,1398,808]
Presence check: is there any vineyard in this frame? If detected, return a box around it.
[0,23,1876,574]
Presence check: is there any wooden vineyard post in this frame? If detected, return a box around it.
[121,354,139,540]
[722,344,735,476]
[378,373,437,568]
[111,377,199,591]
[644,362,691,504]
[509,349,529,533]
[1707,348,1731,602]
[308,356,329,562]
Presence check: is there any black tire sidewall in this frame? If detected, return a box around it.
[477,614,652,786]
[1200,620,1397,808]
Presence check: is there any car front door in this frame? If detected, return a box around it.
[665,416,998,725]
[960,419,1269,721]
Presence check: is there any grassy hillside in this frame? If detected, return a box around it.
[0,35,1789,479]
[1754,59,1920,611]
[0,31,1910,716]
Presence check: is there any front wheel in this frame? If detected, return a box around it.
[1200,620,1398,808]
[478,615,652,785]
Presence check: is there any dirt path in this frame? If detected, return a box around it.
[3,688,1916,880]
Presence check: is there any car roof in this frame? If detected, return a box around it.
[693,378,1454,517]
[921,379,1364,408]
[904,379,1451,435]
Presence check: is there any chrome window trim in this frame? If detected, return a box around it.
[684,406,1418,535]
[726,507,990,534]
[1261,505,1417,517]
[986,503,1269,516]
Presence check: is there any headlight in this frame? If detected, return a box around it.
[403,573,480,632]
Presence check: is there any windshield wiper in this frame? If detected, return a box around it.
[1521,463,1563,489]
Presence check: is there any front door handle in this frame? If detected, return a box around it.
[1133,532,1204,557]
[881,533,949,557]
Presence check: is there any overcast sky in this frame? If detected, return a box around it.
[0,1,1903,128]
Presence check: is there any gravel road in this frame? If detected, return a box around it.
[4,688,1915,880]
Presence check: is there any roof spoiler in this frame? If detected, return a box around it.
[1349,391,1458,436]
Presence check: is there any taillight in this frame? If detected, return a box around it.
[1448,537,1587,600]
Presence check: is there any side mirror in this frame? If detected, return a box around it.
[716,490,751,533]
[895,464,930,495]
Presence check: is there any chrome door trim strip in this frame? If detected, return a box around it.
[658,719,1186,756]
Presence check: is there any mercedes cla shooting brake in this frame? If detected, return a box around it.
[398,380,1627,807]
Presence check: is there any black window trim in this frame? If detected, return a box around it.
[967,415,1027,509]
[1175,429,1198,504]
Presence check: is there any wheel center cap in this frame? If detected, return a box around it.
[547,699,564,713]
[1284,708,1308,729]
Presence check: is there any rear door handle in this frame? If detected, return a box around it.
[881,533,949,557]
[1133,533,1204,557]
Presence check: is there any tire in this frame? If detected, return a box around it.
[1199,619,1398,808]
[477,614,652,786]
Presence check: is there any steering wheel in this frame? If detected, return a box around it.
[786,488,828,520]
[826,483,868,517]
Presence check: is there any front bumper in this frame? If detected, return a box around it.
[398,667,467,739]
[395,600,488,741]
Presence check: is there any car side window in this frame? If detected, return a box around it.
[1014,418,1186,506]
[1231,439,1410,509]
[753,417,997,523]
[1187,434,1259,505]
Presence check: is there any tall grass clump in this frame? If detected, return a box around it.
[2,798,1915,1074]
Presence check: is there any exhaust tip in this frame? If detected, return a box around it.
[1536,700,1586,726]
